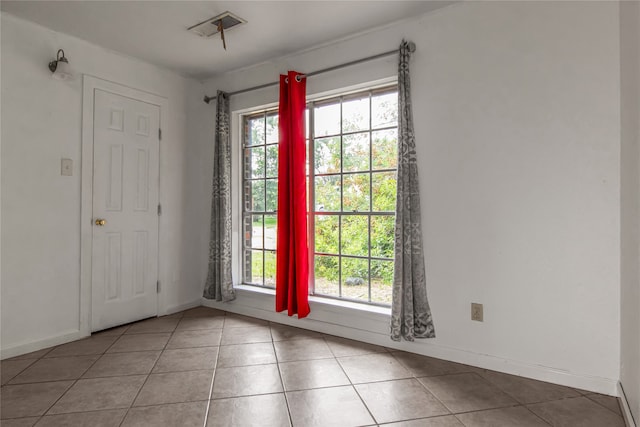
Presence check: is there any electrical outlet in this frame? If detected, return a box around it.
[61,158,73,176]
[471,303,483,322]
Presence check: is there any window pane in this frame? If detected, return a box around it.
[250,180,265,212]
[343,132,370,173]
[266,114,279,143]
[264,215,277,250]
[342,95,369,133]
[266,145,278,178]
[371,215,395,258]
[247,146,265,179]
[250,215,263,249]
[341,257,369,301]
[249,250,263,285]
[314,255,339,297]
[372,92,398,129]
[315,175,341,212]
[315,215,339,255]
[372,172,396,212]
[341,215,369,257]
[314,137,341,174]
[371,259,393,304]
[372,129,397,170]
[314,102,340,137]
[264,251,276,287]
[265,179,278,212]
[247,116,265,146]
[343,173,370,212]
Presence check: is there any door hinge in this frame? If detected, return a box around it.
[158,128,162,140]
[156,280,161,293]
[157,204,162,216]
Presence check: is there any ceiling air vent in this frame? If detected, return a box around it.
[188,12,246,38]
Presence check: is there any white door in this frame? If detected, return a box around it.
[91,89,160,331]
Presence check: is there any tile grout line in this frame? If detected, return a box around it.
[0,314,174,422]
[271,321,295,427]
[406,363,458,421]
[202,313,226,427]
[1,357,39,385]
[330,339,380,425]
[395,356,533,422]
[522,405,554,427]
[0,348,109,423]
[584,393,628,417]
[117,319,179,427]
[36,328,130,422]
[3,309,617,426]
[473,369,588,411]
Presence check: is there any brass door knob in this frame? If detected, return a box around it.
[95,219,106,226]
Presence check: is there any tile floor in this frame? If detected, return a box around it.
[0,307,627,427]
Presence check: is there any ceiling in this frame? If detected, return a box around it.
[1,1,453,80]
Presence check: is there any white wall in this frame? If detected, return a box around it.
[197,1,622,394]
[620,0,640,422]
[1,13,205,357]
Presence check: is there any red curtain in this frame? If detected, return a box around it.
[276,71,310,318]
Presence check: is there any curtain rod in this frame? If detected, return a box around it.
[203,42,415,104]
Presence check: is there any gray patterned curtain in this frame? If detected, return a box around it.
[390,41,435,341]
[204,91,235,302]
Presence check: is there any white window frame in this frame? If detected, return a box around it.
[233,78,399,308]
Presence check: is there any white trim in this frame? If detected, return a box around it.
[619,382,638,427]
[164,299,202,316]
[1,330,85,360]
[202,288,620,396]
[80,75,169,335]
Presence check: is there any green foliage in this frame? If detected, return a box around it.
[315,255,339,283]
[250,250,276,286]
[371,216,395,258]
[341,216,369,256]
[248,115,279,213]
[315,216,338,254]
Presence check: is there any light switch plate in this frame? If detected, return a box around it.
[471,303,483,322]
[61,158,73,176]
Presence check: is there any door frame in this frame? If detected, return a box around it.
[80,75,168,335]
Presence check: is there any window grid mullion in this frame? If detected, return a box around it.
[368,90,373,303]
[308,104,316,295]
[311,124,396,140]
[314,252,393,262]
[242,86,397,305]
[262,112,267,286]
[338,96,344,298]
[315,167,397,178]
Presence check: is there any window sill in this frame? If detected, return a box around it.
[233,284,391,317]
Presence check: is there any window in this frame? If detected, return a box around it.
[242,86,398,306]
[242,111,279,287]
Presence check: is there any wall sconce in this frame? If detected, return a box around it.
[48,49,74,80]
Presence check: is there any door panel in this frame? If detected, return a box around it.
[92,89,160,332]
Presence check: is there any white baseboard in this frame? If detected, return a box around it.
[1,329,87,360]
[202,288,619,397]
[163,299,202,316]
[619,382,638,427]
[0,299,201,360]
